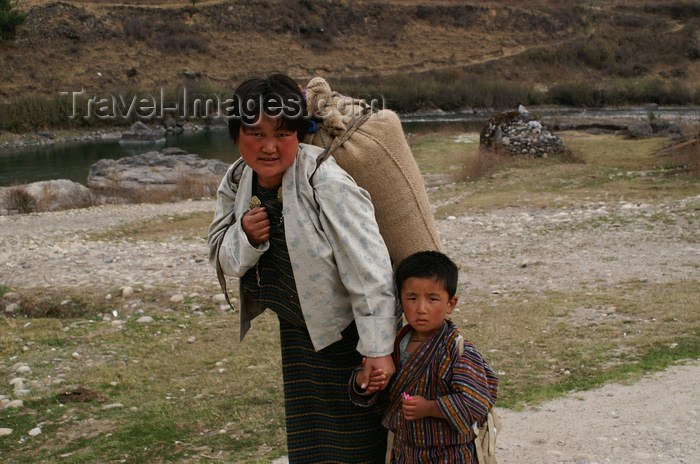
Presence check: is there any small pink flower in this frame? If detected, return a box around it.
[401,392,412,400]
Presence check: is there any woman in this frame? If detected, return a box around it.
[207,73,397,463]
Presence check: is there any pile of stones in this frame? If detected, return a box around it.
[480,105,565,157]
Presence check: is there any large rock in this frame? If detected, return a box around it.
[0,179,93,214]
[480,106,565,157]
[119,122,166,144]
[87,150,229,193]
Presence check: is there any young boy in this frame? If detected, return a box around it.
[350,250,499,463]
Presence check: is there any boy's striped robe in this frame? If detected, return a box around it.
[351,319,498,463]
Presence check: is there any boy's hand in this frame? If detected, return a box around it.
[242,207,270,246]
[362,355,395,392]
[401,395,444,421]
[356,358,388,393]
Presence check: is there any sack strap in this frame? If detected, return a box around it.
[311,108,372,181]
[214,158,246,312]
[455,334,464,356]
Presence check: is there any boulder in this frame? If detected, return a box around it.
[23,180,94,210]
[87,150,229,193]
[1,179,93,214]
[480,106,565,157]
[119,122,166,144]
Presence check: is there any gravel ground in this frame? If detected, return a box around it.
[1,194,699,463]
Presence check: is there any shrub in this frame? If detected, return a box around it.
[123,18,150,40]
[1,94,88,131]
[578,37,617,70]
[151,20,208,54]
[175,172,219,199]
[0,0,27,41]
[458,148,507,181]
[547,81,602,107]
[2,186,36,214]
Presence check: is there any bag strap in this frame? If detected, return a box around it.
[310,108,372,186]
[214,158,246,312]
[455,334,464,356]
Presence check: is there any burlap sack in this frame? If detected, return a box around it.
[303,77,442,266]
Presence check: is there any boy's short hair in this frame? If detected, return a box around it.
[227,73,309,143]
[394,251,459,299]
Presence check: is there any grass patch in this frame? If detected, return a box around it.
[409,132,478,175]
[1,288,119,320]
[451,280,700,409]
[559,132,666,168]
[0,291,286,463]
[656,137,700,178]
[90,211,213,242]
[0,284,10,297]
[410,131,700,218]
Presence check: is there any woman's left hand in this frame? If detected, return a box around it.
[362,355,395,392]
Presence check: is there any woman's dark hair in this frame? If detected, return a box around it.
[394,251,459,299]
[227,73,309,143]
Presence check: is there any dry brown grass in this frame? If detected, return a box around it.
[5,0,699,112]
[35,182,58,211]
[457,145,584,183]
[89,172,220,208]
[658,137,700,178]
[1,185,37,214]
[175,173,220,199]
[459,148,508,180]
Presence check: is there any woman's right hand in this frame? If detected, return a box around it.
[242,207,271,246]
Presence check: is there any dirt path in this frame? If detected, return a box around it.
[496,360,700,463]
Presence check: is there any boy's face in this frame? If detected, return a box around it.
[400,276,458,339]
[237,114,299,187]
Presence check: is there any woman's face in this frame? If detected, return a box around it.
[237,115,299,187]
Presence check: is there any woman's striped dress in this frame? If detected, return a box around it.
[241,184,387,463]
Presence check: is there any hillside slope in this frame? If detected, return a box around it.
[1,0,699,103]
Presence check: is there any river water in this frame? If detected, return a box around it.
[1,107,698,186]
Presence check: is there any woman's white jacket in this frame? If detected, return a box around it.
[208,143,397,357]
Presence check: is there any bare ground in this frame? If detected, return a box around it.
[496,360,700,463]
[1,190,698,462]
